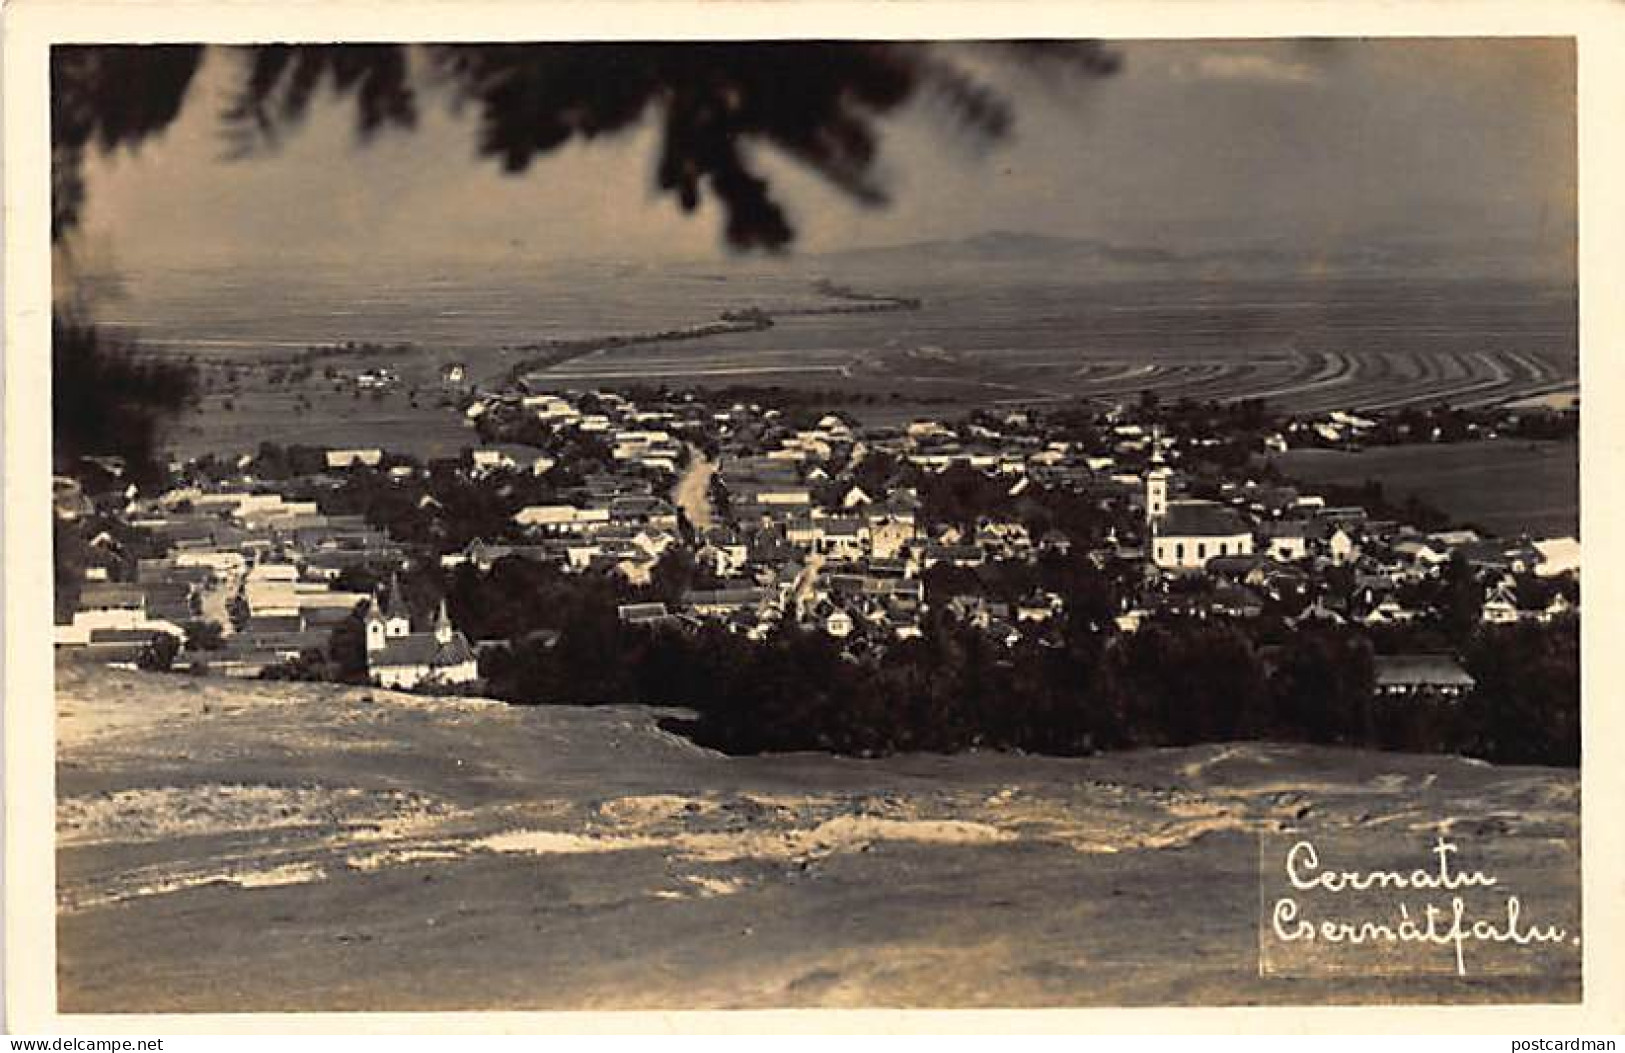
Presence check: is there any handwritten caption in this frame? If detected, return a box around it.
[1258,831,1580,978]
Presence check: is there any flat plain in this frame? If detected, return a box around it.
[117,266,1577,462]
[1265,438,1579,539]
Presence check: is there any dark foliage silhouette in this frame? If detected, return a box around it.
[51,41,1119,250]
[448,547,1577,767]
[47,40,1117,496]
[52,314,198,483]
[51,44,204,243]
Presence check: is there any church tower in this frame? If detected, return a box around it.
[364,603,388,653]
[383,576,412,638]
[1146,466,1169,528]
[1145,431,1169,531]
[433,598,454,645]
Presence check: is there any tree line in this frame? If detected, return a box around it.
[444,553,1577,767]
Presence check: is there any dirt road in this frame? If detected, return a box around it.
[671,445,715,531]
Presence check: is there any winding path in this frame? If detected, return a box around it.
[672,445,716,531]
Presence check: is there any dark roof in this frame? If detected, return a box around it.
[819,517,865,536]
[79,583,145,609]
[138,559,207,583]
[985,619,1021,640]
[371,631,475,669]
[302,605,358,626]
[883,489,922,508]
[245,614,304,633]
[1258,521,1309,539]
[87,627,172,644]
[1459,540,1539,566]
[146,598,196,621]
[747,540,796,563]
[481,443,548,460]
[472,543,560,565]
[149,520,222,542]
[1301,519,1338,542]
[1207,554,1269,576]
[609,495,674,517]
[1211,583,1264,610]
[76,642,148,662]
[1293,600,1346,624]
[1373,655,1476,689]
[1251,485,1301,509]
[827,574,868,596]
[682,587,769,607]
[210,649,281,668]
[384,583,411,621]
[305,548,405,569]
[1158,501,1251,538]
[236,629,330,652]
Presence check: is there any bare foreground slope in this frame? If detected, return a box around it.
[56,662,1579,1012]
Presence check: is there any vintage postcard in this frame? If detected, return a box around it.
[4,0,1622,1035]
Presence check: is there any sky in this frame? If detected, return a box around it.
[67,38,1576,278]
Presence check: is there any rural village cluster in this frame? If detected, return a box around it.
[54,367,1579,705]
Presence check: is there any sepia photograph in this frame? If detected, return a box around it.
[9,8,1612,1028]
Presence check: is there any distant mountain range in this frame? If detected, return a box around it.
[810,229,1573,284]
[93,226,1573,289]
[822,231,1186,265]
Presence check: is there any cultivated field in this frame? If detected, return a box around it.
[115,271,1576,462]
[536,342,1577,417]
[1266,439,1579,539]
[523,277,1578,417]
[57,663,1579,1012]
[164,356,478,463]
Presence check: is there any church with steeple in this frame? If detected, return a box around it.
[1143,431,1254,572]
[363,578,479,690]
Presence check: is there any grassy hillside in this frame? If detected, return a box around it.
[56,663,1579,1012]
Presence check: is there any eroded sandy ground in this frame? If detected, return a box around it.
[55,662,1580,1012]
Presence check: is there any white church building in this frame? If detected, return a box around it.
[364,586,479,691]
[1144,455,1254,571]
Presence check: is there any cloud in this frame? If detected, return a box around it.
[1182,51,1325,86]
[73,39,1568,274]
